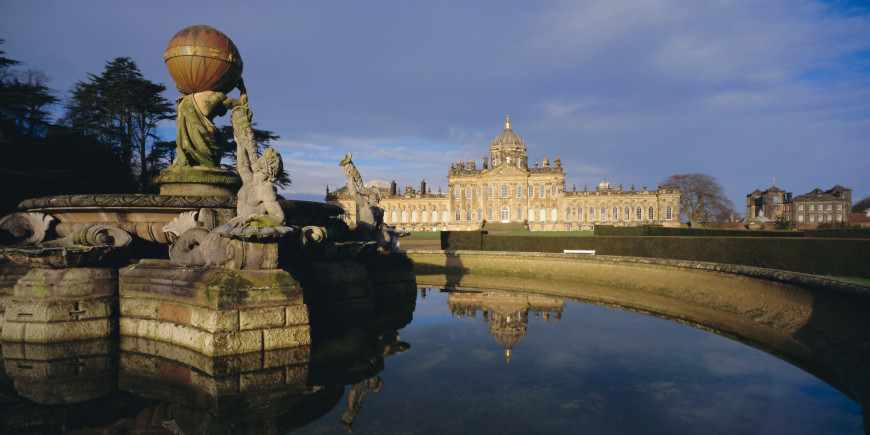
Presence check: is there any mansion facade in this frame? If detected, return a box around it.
[327,116,681,231]
[746,184,852,227]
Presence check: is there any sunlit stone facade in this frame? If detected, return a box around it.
[327,117,681,231]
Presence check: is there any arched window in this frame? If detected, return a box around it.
[551,207,558,221]
[589,207,595,220]
[566,207,572,220]
[601,207,607,220]
[422,209,428,222]
[666,206,673,220]
[477,186,482,198]
[391,210,397,223]
[442,209,449,222]
[540,185,546,198]
[636,207,642,220]
[578,207,583,221]
[501,206,510,221]
[648,206,655,220]
[624,207,630,221]
[487,208,493,220]
[517,207,523,220]
[432,209,439,222]
[517,185,523,198]
[552,185,557,197]
[402,210,408,222]
[501,185,508,198]
[454,187,460,199]
[466,186,471,199]
[612,207,618,221]
[455,210,461,221]
[528,207,535,221]
[466,208,471,221]
[487,185,493,198]
[411,209,417,222]
[540,208,546,221]
[529,185,534,198]
[476,208,482,221]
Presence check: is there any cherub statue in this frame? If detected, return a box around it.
[172,79,248,168]
[230,105,284,225]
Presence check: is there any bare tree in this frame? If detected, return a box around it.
[661,173,735,227]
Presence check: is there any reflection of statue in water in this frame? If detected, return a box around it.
[340,153,397,253]
[172,79,248,168]
[339,331,410,433]
[340,375,383,433]
[230,105,284,225]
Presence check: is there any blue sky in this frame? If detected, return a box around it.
[2,0,868,210]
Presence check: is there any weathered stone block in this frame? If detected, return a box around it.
[5,297,115,323]
[14,268,117,299]
[2,318,113,342]
[262,325,310,350]
[158,302,192,324]
[119,297,159,318]
[190,306,239,333]
[240,306,285,330]
[284,305,309,326]
[210,330,263,356]
[286,365,308,384]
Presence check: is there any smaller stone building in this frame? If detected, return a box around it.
[746,185,851,227]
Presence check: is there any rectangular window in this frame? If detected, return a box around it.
[837,204,843,210]
[540,185,546,198]
[552,185,557,197]
[517,207,523,221]
[454,187,460,199]
[488,185,493,199]
[529,185,534,198]
[808,204,814,211]
[501,185,508,198]
[798,204,803,211]
[517,185,523,198]
[826,204,832,211]
[466,186,471,199]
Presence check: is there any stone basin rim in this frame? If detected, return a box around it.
[404,249,870,301]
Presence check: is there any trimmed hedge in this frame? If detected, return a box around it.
[804,228,870,239]
[440,232,870,278]
[594,225,804,237]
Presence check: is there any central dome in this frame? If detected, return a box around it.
[491,115,525,148]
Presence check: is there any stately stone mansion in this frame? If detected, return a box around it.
[327,116,681,231]
[746,184,852,227]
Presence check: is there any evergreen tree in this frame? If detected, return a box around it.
[63,57,173,192]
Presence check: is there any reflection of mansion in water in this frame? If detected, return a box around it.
[327,116,681,231]
[446,290,565,363]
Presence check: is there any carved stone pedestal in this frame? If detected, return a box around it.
[0,264,30,334]
[1,268,118,342]
[119,259,310,356]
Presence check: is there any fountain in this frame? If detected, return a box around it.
[0,25,404,355]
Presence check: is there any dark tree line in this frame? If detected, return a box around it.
[0,39,288,216]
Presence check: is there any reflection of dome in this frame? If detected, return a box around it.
[491,115,525,148]
[490,319,526,364]
[598,179,611,189]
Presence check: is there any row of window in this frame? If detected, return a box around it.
[797,214,843,222]
[454,184,560,200]
[385,205,672,223]
[797,203,844,211]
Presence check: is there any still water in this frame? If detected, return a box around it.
[298,288,862,434]
[0,287,863,434]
